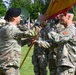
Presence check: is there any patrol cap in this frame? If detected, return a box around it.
[4,7,21,20]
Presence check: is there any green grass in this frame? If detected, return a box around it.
[20,45,34,75]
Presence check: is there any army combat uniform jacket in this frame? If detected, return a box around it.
[48,24,76,68]
[0,22,34,69]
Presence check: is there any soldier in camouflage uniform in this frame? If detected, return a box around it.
[32,15,65,75]
[44,12,76,75]
[32,17,62,75]
[48,16,65,75]
[32,17,64,75]
[32,18,52,75]
[0,8,35,75]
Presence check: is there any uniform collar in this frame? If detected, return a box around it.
[67,24,75,28]
[8,22,17,27]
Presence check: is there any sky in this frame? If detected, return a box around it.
[3,0,35,9]
[31,0,46,5]
[31,0,34,3]
[2,0,13,10]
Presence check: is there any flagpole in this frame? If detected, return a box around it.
[20,44,33,69]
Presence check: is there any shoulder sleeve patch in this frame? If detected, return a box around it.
[62,31,68,35]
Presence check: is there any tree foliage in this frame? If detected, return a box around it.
[0,0,6,17]
[11,0,45,20]
[73,6,76,20]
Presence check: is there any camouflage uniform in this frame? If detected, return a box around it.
[48,22,65,75]
[32,19,64,75]
[47,24,76,75]
[17,24,28,31]
[0,22,34,75]
[32,23,52,75]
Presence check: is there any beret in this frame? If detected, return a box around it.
[68,9,74,14]
[4,7,21,20]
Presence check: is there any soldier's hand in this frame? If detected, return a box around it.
[37,41,51,48]
[40,41,50,48]
[31,39,37,44]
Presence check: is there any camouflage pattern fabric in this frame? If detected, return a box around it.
[32,22,64,75]
[32,47,49,75]
[57,66,75,75]
[47,24,76,75]
[17,24,28,31]
[32,24,51,75]
[0,66,19,75]
[39,22,64,75]
[32,18,66,75]
[0,22,35,75]
[48,22,65,75]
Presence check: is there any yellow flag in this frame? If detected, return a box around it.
[43,0,76,20]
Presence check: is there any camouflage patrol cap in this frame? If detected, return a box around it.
[4,7,21,20]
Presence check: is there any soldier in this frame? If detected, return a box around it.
[0,7,34,75]
[32,9,74,75]
[32,18,52,75]
[48,15,65,75]
[31,15,62,75]
[45,11,76,75]
[32,16,63,75]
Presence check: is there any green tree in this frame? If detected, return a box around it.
[0,0,49,19]
[29,0,44,19]
[0,0,6,17]
[40,0,51,14]
[73,6,76,20]
[11,0,45,20]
